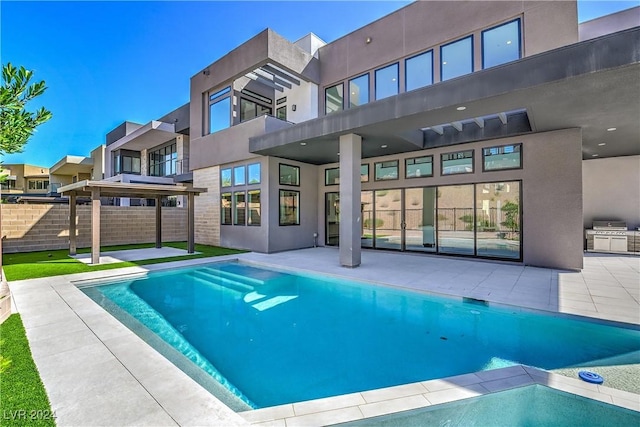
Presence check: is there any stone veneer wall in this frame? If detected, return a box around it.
[193,166,220,246]
[1,204,188,253]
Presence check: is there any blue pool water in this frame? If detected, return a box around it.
[82,261,640,409]
[338,385,640,426]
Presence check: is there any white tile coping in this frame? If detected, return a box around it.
[239,365,640,426]
[7,250,640,426]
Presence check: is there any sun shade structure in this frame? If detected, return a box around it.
[58,180,206,264]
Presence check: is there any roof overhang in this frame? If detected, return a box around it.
[108,121,179,152]
[58,180,206,198]
[250,27,640,164]
[50,155,94,176]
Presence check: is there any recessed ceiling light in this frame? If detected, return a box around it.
[337,152,340,156]
[391,78,396,82]
[300,142,307,146]
[598,142,606,146]
[381,145,388,148]
[607,127,617,132]
[506,40,512,45]
[592,154,599,157]
[442,61,447,65]
[351,92,356,95]
[456,106,466,111]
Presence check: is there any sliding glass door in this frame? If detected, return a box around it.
[475,182,520,259]
[437,185,475,255]
[405,187,437,252]
[374,189,402,250]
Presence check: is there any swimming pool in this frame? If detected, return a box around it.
[81,261,640,409]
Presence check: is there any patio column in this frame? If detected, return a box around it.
[187,192,195,253]
[339,133,362,268]
[69,193,77,255]
[155,196,162,249]
[91,188,101,265]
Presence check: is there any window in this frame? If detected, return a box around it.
[325,83,343,114]
[482,19,521,69]
[441,36,473,81]
[279,164,300,186]
[221,168,232,187]
[0,180,16,190]
[361,164,369,182]
[234,166,246,186]
[248,163,261,184]
[113,150,141,175]
[406,156,433,178]
[325,168,339,185]
[221,193,232,225]
[28,180,49,190]
[442,150,474,175]
[374,160,399,181]
[248,190,261,226]
[325,165,369,185]
[234,192,246,225]
[240,98,272,122]
[375,63,399,100]
[349,74,369,108]
[276,96,287,105]
[276,106,287,121]
[149,143,177,177]
[476,181,521,259]
[405,51,433,91]
[209,86,231,134]
[279,190,300,226]
[483,144,522,171]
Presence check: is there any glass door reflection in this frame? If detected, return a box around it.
[325,192,340,246]
[437,185,475,255]
[405,187,437,252]
[374,189,402,250]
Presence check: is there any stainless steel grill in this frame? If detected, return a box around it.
[588,221,628,252]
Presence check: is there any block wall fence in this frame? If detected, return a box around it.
[1,204,188,253]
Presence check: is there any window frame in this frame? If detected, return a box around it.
[247,163,261,185]
[221,168,232,188]
[233,165,246,186]
[247,189,261,226]
[441,149,475,176]
[361,164,370,183]
[279,163,300,186]
[374,62,399,100]
[233,191,246,226]
[325,83,344,115]
[325,167,340,186]
[374,160,399,181]
[481,18,522,70]
[208,86,232,135]
[221,192,232,225]
[349,73,370,108]
[440,35,474,82]
[405,155,434,179]
[482,143,523,172]
[279,189,300,226]
[405,50,434,92]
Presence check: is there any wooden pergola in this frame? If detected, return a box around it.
[58,180,206,265]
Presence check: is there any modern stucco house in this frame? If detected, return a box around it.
[181,1,639,270]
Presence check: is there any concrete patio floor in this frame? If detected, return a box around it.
[7,247,640,426]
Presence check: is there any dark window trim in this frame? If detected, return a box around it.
[276,96,287,105]
[325,164,370,186]
[325,191,340,246]
[233,190,246,226]
[374,62,399,101]
[482,143,523,172]
[440,149,475,176]
[279,189,301,226]
[221,192,232,225]
[325,167,339,186]
[348,73,370,108]
[279,163,300,187]
[325,82,344,115]
[374,159,400,181]
[405,155,434,179]
[481,18,522,70]
[241,89,272,104]
[404,50,434,92]
[440,35,474,82]
[276,105,287,121]
[361,164,370,183]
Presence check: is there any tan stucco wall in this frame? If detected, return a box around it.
[194,166,221,246]
[1,205,188,253]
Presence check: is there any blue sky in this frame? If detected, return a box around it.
[1,0,638,167]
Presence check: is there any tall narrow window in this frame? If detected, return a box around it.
[349,74,369,108]
[209,86,231,134]
[234,166,246,186]
[221,193,232,225]
[375,63,399,100]
[248,190,261,226]
[476,181,521,259]
[325,83,344,114]
[405,51,433,91]
[248,163,261,184]
[441,36,473,81]
[234,192,246,226]
[279,190,300,226]
[482,19,521,69]
[221,168,232,187]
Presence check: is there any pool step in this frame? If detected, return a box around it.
[189,270,254,293]
[201,267,268,287]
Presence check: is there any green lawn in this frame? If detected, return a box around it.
[2,242,247,281]
[0,315,56,427]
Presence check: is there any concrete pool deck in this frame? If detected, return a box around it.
[7,248,640,426]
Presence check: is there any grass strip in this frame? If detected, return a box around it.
[0,314,56,427]
[2,242,246,281]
